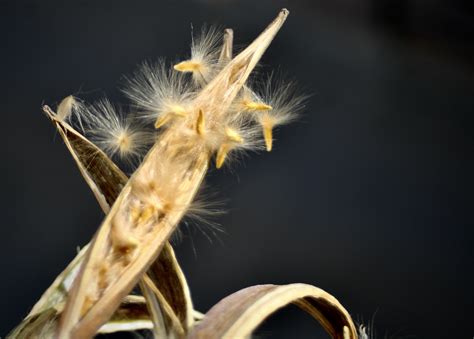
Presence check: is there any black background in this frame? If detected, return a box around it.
[1,0,473,338]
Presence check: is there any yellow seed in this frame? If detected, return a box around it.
[174,60,202,72]
[130,205,157,225]
[130,206,141,223]
[154,114,172,129]
[131,204,156,225]
[244,101,273,111]
[154,106,187,129]
[196,109,205,136]
[216,143,231,169]
[169,104,187,117]
[117,133,132,155]
[225,127,243,143]
[138,205,156,224]
[262,124,273,152]
[111,217,140,251]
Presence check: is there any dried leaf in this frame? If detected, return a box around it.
[7,308,58,339]
[7,296,151,339]
[28,245,89,318]
[188,284,357,339]
[140,273,185,337]
[138,278,168,338]
[58,10,289,338]
[148,242,194,329]
[98,295,152,334]
[145,241,194,335]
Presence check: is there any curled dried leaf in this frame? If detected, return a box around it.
[188,284,357,339]
[7,296,151,339]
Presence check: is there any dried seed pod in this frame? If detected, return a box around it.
[57,10,290,338]
[13,8,359,339]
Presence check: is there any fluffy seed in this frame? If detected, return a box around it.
[123,61,194,127]
[174,26,223,85]
[80,99,152,162]
[250,76,307,151]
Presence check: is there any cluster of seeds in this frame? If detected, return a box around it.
[65,27,305,170]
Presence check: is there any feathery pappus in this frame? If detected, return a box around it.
[61,17,306,172]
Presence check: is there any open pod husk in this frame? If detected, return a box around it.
[8,105,194,337]
[189,284,357,339]
[46,104,195,334]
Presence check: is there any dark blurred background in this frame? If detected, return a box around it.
[1,0,473,338]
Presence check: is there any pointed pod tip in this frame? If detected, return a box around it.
[273,9,289,28]
[42,104,57,120]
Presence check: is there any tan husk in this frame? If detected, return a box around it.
[188,284,357,339]
[43,104,127,212]
[47,105,194,335]
[58,130,209,338]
